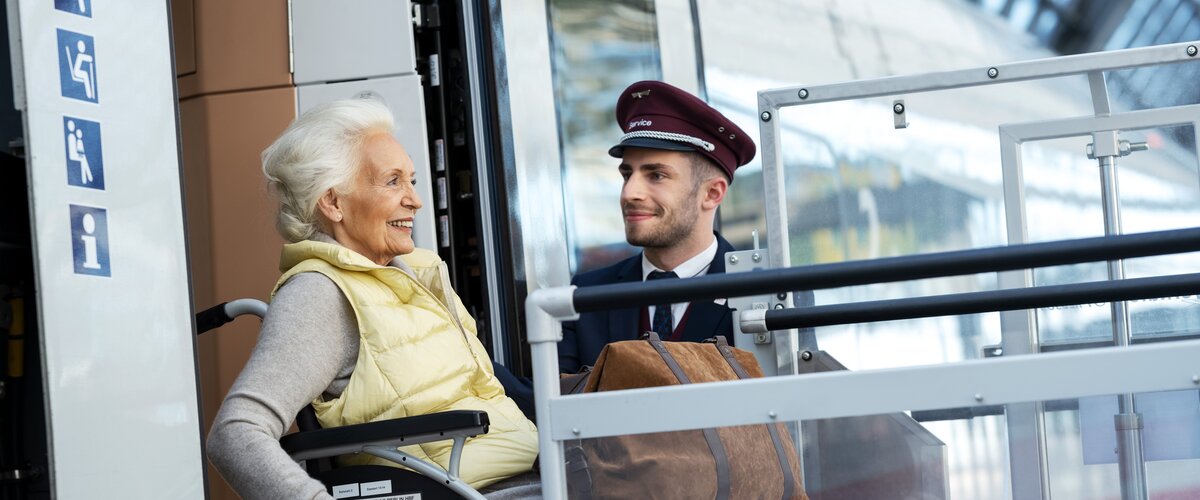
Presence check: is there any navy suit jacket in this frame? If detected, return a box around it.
[558,233,737,373]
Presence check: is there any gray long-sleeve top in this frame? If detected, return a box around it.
[207,272,358,500]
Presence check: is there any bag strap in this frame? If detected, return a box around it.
[643,332,731,500]
[711,336,796,500]
[564,442,593,500]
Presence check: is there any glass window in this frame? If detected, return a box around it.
[547,0,662,273]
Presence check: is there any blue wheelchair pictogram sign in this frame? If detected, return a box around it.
[56,29,99,103]
[62,116,104,190]
[55,0,92,17]
[70,204,110,277]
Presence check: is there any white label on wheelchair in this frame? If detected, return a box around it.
[333,479,413,499]
[361,480,393,495]
[332,483,359,498]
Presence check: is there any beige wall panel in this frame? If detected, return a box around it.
[178,0,291,99]
[181,86,297,500]
[179,95,224,498]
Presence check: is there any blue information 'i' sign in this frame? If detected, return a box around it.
[56,29,99,104]
[54,0,93,18]
[62,116,104,190]
[70,204,110,277]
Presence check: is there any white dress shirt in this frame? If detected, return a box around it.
[641,236,719,330]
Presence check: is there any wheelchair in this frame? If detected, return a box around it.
[196,299,494,500]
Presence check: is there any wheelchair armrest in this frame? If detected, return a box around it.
[281,410,490,461]
[195,298,268,334]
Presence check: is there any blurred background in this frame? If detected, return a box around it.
[547,1,1200,498]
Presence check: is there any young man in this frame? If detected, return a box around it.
[557,80,756,373]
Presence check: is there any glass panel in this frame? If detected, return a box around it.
[805,390,1200,499]
[800,351,1006,499]
[547,0,662,273]
[699,5,1200,370]
[759,78,1104,372]
[1045,389,1200,498]
[698,0,1068,257]
[811,409,1003,499]
[568,423,814,497]
[1019,126,1200,348]
[690,2,1200,497]
[562,388,1200,499]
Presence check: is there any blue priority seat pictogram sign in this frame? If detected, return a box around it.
[55,0,93,18]
[56,29,99,103]
[62,116,104,189]
[70,204,110,277]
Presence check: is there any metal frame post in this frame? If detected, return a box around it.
[998,125,1053,500]
[757,98,809,491]
[526,287,577,500]
[757,100,807,370]
[459,0,510,360]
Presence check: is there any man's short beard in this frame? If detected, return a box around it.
[625,189,702,248]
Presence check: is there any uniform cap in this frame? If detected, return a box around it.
[609,80,755,181]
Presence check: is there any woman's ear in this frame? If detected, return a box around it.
[316,189,343,224]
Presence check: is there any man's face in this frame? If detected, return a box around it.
[618,148,703,248]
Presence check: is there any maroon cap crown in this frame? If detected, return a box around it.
[609,80,755,181]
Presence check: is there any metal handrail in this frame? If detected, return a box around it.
[751,272,1200,331]
[571,226,1200,313]
[758,40,1200,108]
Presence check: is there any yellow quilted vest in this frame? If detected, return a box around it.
[273,240,538,488]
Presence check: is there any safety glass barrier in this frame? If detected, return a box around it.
[553,389,1200,500]
[698,0,1130,257]
[1106,63,1200,116]
[764,76,1113,372]
[528,329,1200,499]
[814,388,1200,500]
[526,226,1200,499]
[1016,129,1200,348]
[734,73,1112,257]
[564,424,806,499]
[750,41,1200,500]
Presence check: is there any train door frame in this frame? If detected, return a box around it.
[476,0,708,375]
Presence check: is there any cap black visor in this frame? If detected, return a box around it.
[608,137,697,158]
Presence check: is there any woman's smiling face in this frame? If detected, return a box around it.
[333,133,423,264]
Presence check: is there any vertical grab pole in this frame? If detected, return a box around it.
[527,287,577,499]
[1088,71,1148,500]
[1097,155,1148,500]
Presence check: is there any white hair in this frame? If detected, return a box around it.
[262,98,396,242]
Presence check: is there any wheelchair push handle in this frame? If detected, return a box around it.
[195,298,268,334]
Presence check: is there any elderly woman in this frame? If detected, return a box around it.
[206,98,538,499]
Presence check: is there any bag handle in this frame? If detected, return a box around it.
[642,332,731,500]
[708,336,797,500]
[560,365,592,395]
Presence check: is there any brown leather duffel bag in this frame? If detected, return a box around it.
[563,332,807,500]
